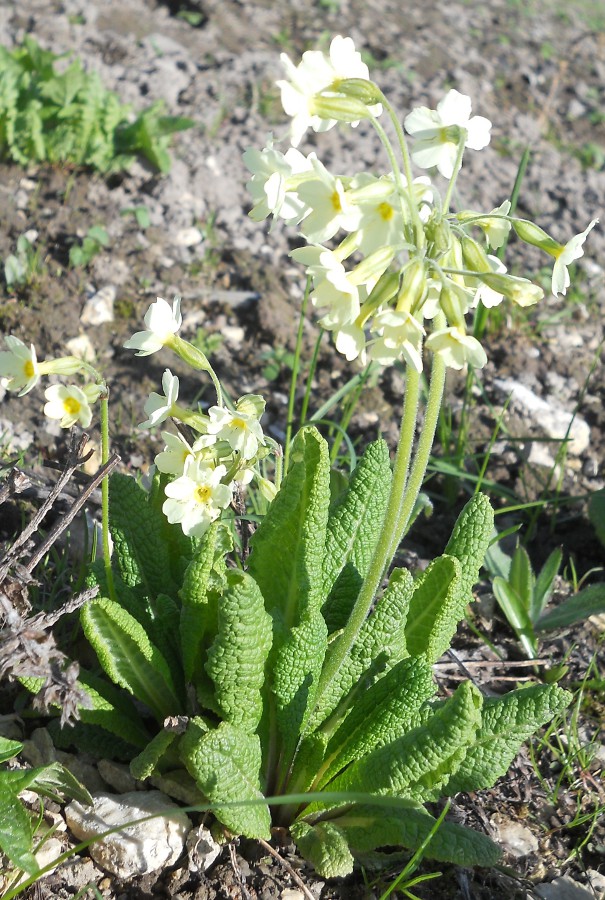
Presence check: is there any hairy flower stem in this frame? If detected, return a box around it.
[285,277,311,472]
[390,326,447,550]
[442,135,467,215]
[99,391,116,603]
[312,364,421,712]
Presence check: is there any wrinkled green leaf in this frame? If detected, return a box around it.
[206,570,272,733]
[310,566,414,730]
[318,657,436,788]
[321,439,392,631]
[290,819,354,878]
[130,729,179,780]
[404,555,463,662]
[445,493,494,605]
[81,597,182,720]
[249,427,330,628]
[444,683,571,794]
[180,719,270,838]
[306,682,482,814]
[109,473,174,598]
[272,611,328,765]
[336,802,501,868]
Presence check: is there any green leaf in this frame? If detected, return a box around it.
[309,681,482,811]
[272,611,328,765]
[0,788,37,874]
[509,544,534,609]
[249,426,331,627]
[27,762,93,806]
[0,736,22,764]
[492,576,537,658]
[81,597,183,721]
[445,493,494,605]
[318,657,436,788]
[180,719,270,838]
[205,570,272,733]
[108,473,175,598]
[321,439,392,631]
[535,583,605,631]
[444,684,571,794]
[179,524,220,683]
[130,729,179,780]
[290,819,354,878]
[532,548,562,622]
[335,802,501,868]
[404,555,463,662]
[310,566,414,730]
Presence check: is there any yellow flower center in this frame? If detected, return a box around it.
[331,190,342,213]
[24,360,35,378]
[194,485,212,505]
[63,397,81,415]
[378,201,394,221]
[231,417,247,430]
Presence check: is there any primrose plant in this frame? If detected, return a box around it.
[0,35,596,879]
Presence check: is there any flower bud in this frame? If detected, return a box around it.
[363,271,400,310]
[311,94,372,123]
[461,235,492,274]
[45,355,84,376]
[512,219,560,255]
[396,258,427,313]
[438,281,467,328]
[350,245,395,286]
[425,217,451,253]
[334,77,382,106]
[480,273,544,307]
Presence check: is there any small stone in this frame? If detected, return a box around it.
[186,824,222,873]
[494,379,590,455]
[97,759,137,794]
[281,892,306,900]
[173,226,204,248]
[65,334,96,362]
[492,816,538,857]
[222,324,245,346]
[81,286,116,325]
[66,791,191,878]
[535,875,596,899]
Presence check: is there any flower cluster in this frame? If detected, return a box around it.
[245,36,598,372]
[0,336,104,425]
[123,297,274,538]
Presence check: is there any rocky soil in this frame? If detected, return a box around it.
[0,0,604,897]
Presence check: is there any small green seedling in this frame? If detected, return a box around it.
[488,539,605,657]
[69,226,109,269]
[4,233,43,289]
[0,736,91,877]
